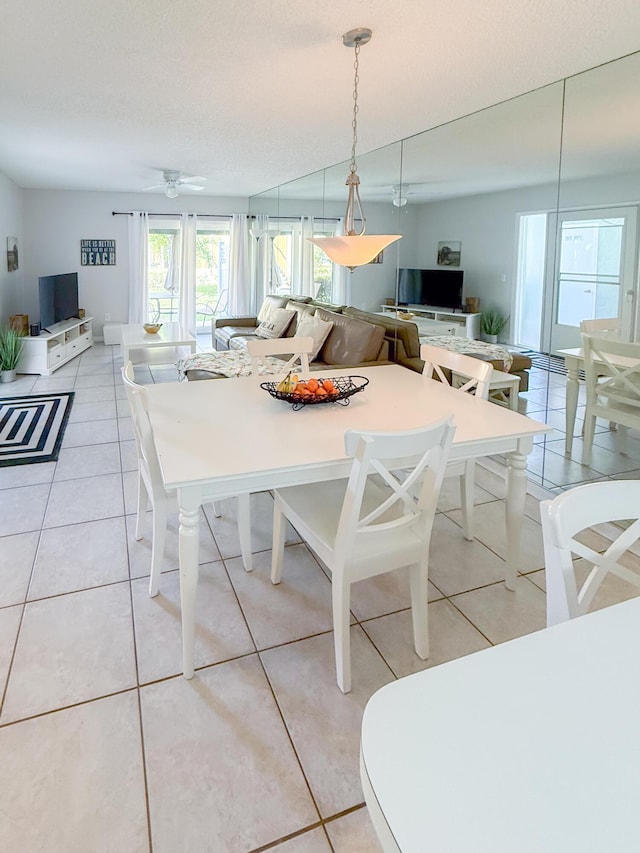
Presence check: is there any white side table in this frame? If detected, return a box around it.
[120,323,196,365]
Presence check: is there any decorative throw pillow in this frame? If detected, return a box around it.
[255,308,296,339]
[295,312,334,360]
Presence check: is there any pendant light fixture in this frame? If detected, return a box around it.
[308,28,401,271]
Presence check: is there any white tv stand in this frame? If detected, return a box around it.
[18,316,93,376]
[381,305,481,340]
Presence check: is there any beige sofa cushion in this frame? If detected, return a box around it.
[255,308,296,339]
[315,308,385,366]
[295,312,334,359]
[257,294,291,323]
[284,300,316,336]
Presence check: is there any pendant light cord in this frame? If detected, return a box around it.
[345,36,365,236]
[350,38,360,176]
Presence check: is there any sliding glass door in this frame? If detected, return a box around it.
[548,207,637,352]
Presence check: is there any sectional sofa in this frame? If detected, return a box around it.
[196,294,531,389]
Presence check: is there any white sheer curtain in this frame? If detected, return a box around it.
[178,212,197,335]
[127,211,149,323]
[229,214,252,316]
[251,214,271,308]
[296,216,316,297]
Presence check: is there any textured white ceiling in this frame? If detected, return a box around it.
[1,0,639,197]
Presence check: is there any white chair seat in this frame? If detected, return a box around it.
[274,478,422,578]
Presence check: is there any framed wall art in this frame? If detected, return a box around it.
[81,239,116,266]
[437,241,461,266]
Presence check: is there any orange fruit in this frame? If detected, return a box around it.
[307,378,319,393]
[321,379,336,393]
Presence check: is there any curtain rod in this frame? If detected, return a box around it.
[111,211,339,221]
[111,211,228,219]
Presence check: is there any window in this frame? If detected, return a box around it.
[265,218,340,301]
[195,223,230,328]
[147,218,231,329]
[148,225,179,322]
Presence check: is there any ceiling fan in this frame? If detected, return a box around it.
[144,170,207,198]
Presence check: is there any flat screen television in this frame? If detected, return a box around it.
[39,272,80,329]
[397,268,464,311]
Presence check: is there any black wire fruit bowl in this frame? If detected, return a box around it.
[260,375,369,410]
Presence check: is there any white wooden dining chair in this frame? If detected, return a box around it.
[420,343,493,540]
[270,418,455,693]
[581,334,640,465]
[122,362,253,597]
[540,480,640,626]
[579,317,620,336]
[246,335,313,376]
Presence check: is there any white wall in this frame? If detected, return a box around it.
[414,171,640,343]
[0,172,25,323]
[22,190,248,338]
[413,183,559,340]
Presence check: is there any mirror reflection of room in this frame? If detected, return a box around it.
[251,49,640,495]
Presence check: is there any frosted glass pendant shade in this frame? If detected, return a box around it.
[308,234,402,270]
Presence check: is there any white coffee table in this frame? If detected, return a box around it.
[120,322,196,365]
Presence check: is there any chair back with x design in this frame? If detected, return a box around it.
[246,336,313,376]
[582,335,640,464]
[420,343,492,399]
[332,418,455,571]
[541,480,640,625]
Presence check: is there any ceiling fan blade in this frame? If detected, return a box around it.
[143,183,165,191]
[181,184,205,191]
[180,175,206,184]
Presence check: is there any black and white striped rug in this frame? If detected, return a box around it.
[0,392,74,467]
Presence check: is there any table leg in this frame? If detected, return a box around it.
[178,494,201,679]
[508,378,519,411]
[505,442,529,590]
[564,362,579,456]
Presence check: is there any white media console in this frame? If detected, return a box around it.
[380,305,482,339]
[18,316,93,376]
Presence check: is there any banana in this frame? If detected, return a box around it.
[276,371,294,393]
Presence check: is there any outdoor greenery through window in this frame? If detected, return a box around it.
[267,219,339,300]
[147,221,230,327]
[148,228,179,322]
[195,225,230,329]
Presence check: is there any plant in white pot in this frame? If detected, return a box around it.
[480,308,509,344]
[0,326,25,382]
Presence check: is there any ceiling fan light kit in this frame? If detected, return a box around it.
[392,186,409,207]
[144,169,207,197]
[308,27,401,271]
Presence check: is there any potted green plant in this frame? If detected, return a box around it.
[0,326,25,383]
[480,308,509,344]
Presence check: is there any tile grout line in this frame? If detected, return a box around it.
[213,534,328,831]
[0,447,60,720]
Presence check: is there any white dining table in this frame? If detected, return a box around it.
[144,364,549,678]
[360,595,640,853]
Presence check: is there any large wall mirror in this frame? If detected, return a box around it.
[249,50,640,494]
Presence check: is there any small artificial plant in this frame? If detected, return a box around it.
[0,325,25,371]
[480,307,509,337]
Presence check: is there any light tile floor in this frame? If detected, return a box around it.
[0,344,638,852]
[515,364,640,490]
